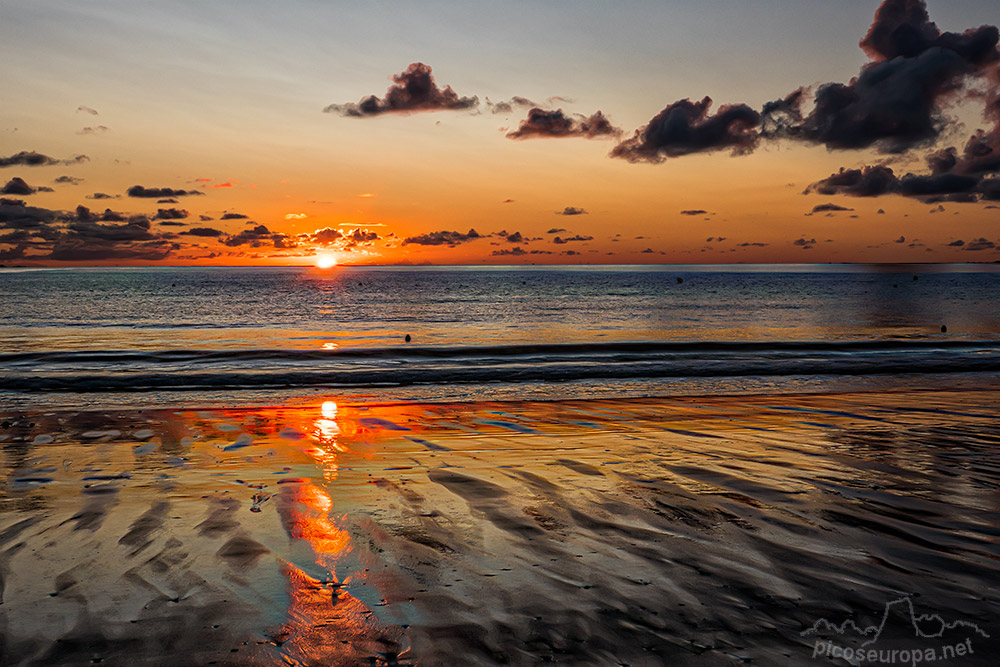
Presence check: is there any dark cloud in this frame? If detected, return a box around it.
[808,163,995,202]
[546,228,567,234]
[54,175,83,185]
[180,227,224,237]
[809,203,854,213]
[617,2,999,164]
[152,208,189,220]
[946,239,965,246]
[77,106,98,116]
[738,242,769,247]
[500,231,525,244]
[324,63,478,117]
[157,198,179,204]
[807,166,898,197]
[491,246,527,257]
[552,235,593,244]
[78,125,109,135]
[557,207,587,216]
[486,96,538,115]
[506,108,620,139]
[964,237,996,250]
[612,97,760,162]
[2,177,43,195]
[793,237,817,249]
[87,192,118,200]
[640,248,655,254]
[894,235,906,243]
[0,151,89,168]
[680,209,708,216]
[127,185,205,198]
[0,200,58,229]
[221,212,248,220]
[345,228,380,243]
[221,224,292,249]
[402,228,482,246]
[157,221,187,227]
[199,215,214,221]
[303,227,343,245]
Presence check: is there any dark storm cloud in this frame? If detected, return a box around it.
[506,108,621,139]
[45,245,172,262]
[402,228,482,246]
[611,97,760,162]
[680,209,708,216]
[557,207,587,216]
[324,63,478,117]
[180,227,225,237]
[0,151,89,168]
[0,200,57,229]
[127,185,205,198]
[152,208,189,220]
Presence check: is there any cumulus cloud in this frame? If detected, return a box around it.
[546,227,566,234]
[491,246,527,256]
[223,224,291,248]
[2,177,49,195]
[402,228,482,246]
[964,237,997,250]
[557,206,587,216]
[127,185,205,198]
[808,163,997,203]
[54,175,83,185]
[221,212,248,220]
[87,192,118,200]
[152,208,189,220]
[324,63,478,117]
[0,151,89,168]
[303,227,343,245]
[793,237,817,249]
[614,1,1000,163]
[506,108,620,139]
[552,235,593,244]
[612,97,760,162]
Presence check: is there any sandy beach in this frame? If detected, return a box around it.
[1,388,997,665]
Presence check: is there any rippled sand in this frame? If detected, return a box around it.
[1,390,998,665]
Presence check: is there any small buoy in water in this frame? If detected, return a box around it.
[676,277,684,284]
[405,334,411,342]
[940,324,947,333]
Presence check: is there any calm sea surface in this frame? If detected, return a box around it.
[1,264,998,407]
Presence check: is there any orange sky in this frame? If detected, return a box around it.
[1,0,998,266]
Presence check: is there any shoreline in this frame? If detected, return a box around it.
[2,388,998,664]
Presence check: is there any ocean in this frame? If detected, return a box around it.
[2,264,998,408]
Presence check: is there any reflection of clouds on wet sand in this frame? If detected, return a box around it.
[1,391,998,663]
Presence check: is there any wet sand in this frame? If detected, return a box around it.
[1,389,998,665]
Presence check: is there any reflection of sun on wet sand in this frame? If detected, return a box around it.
[1,390,998,664]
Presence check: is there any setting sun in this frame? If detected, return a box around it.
[315,255,338,269]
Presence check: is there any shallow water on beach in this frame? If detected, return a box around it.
[1,389,998,665]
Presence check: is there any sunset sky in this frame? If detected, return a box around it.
[1,0,998,266]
